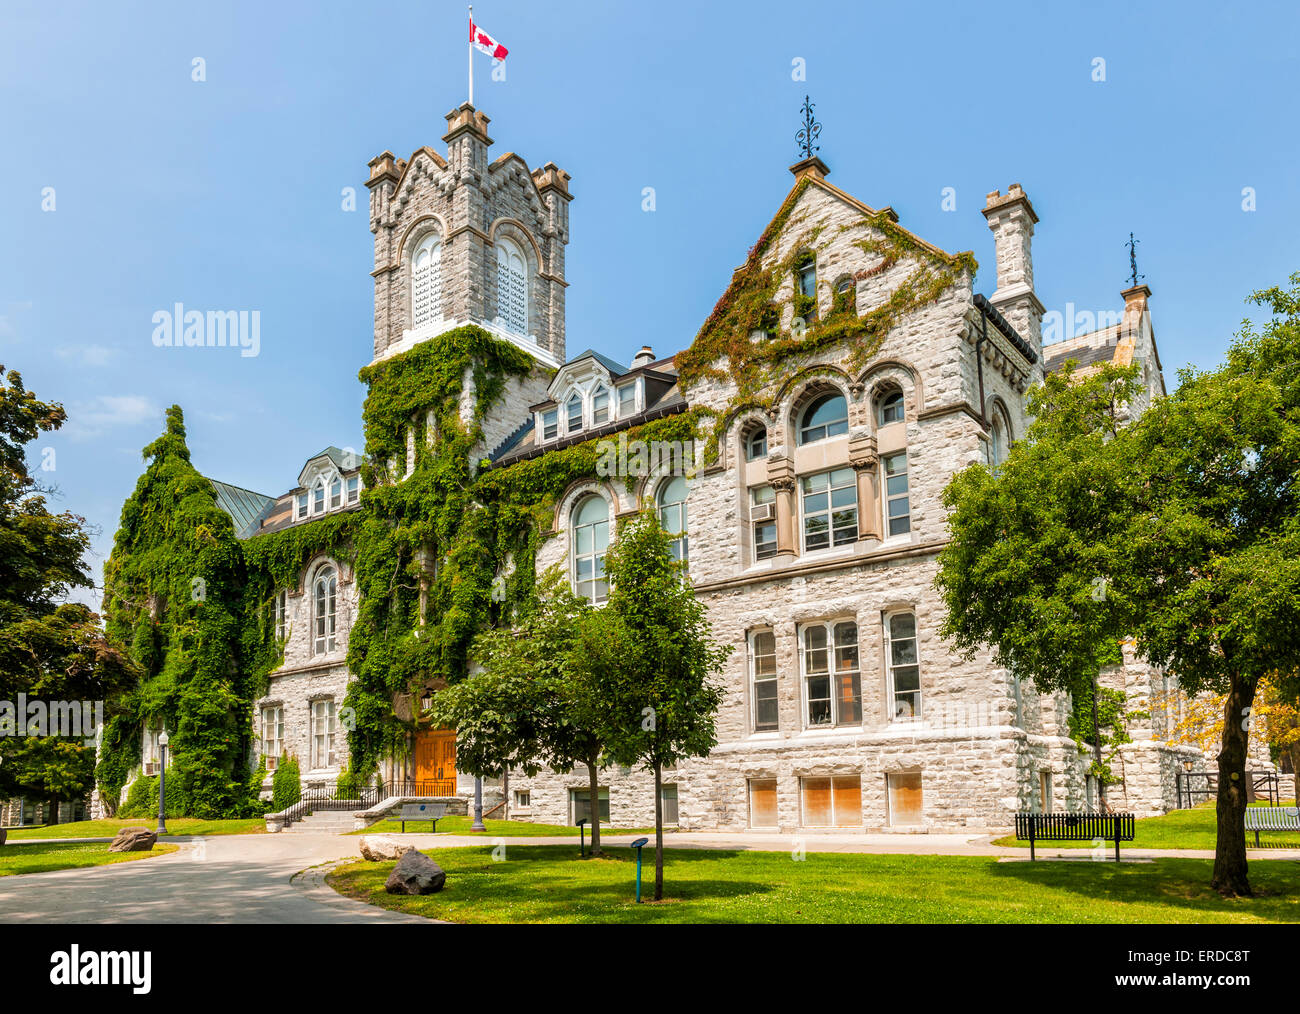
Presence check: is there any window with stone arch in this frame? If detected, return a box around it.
[743,422,768,461]
[656,475,689,564]
[313,565,337,655]
[988,404,1011,469]
[875,387,905,427]
[410,233,442,330]
[571,495,610,605]
[496,236,528,335]
[795,389,849,446]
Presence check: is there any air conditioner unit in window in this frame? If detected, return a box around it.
[749,502,776,523]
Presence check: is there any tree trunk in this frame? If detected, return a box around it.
[586,758,601,856]
[46,798,60,826]
[653,760,664,901]
[1091,672,1108,812]
[1211,674,1256,897]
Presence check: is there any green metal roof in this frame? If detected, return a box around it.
[209,478,275,537]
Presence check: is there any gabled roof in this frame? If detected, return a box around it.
[565,348,630,377]
[296,446,361,488]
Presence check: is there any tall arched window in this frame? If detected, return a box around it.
[592,385,611,426]
[313,566,337,655]
[496,237,528,335]
[566,392,583,434]
[745,425,768,461]
[312,476,326,514]
[797,392,849,445]
[656,476,688,563]
[411,234,442,329]
[572,496,610,605]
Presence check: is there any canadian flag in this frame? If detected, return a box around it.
[470,19,508,60]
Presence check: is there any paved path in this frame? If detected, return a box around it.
[4,829,1298,923]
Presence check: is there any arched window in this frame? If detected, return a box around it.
[411,234,442,329]
[876,390,905,426]
[656,476,688,563]
[988,409,1010,468]
[496,238,528,335]
[572,496,610,605]
[566,392,583,434]
[329,476,342,510]
[313,566,337,655]
[797,392,849,445]
[745,426,767,461]
[592,385,610,426]
[312,477,326,514]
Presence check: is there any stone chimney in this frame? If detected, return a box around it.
[982,183,1044,354]
[631,346,654,369]
[1115,284,1151,367]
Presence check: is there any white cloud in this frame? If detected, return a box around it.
[57,344,117,367]
[62,394,161,441]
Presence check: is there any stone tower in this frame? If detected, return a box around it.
[365,103,573,366]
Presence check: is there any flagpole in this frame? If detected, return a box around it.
[468,5,474,107]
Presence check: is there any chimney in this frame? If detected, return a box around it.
[1115,284,1152,367]
[631,346,654,369]
[982,183,1045,355]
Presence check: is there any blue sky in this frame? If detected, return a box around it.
[2,0,1296,605]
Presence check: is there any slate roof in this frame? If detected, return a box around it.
[209,478,277,538]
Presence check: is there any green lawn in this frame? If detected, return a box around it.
[353,815,655,837]
[991,801,1300,850]
[326,845,1300,923]
[0,840,179,877]
[5,817,266,840]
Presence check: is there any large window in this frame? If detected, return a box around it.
[749,778,778,828]
[801,775,862,827]
[801,468,857,551]
[310,699,337,769]
[801,620,861,727]
[261,706,283,768]
[797,392,849,445]
[750,485,778,561]
[886,611,921,719]
[274,590,288,642]
[988,408,1010,469]
[411,234,442,329]
[313,566,337,655]
[570,787,609,824]
[751,629,778,731]
[656,476,688,563]
[496,238,528,335]
[883,452,911,536]
[572,496,610,605]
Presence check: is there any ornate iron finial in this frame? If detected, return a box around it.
[1126,232,1144,288]
[796,95,821,160]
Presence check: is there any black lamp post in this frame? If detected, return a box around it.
[471,776,486,832]
[156,731,169,836]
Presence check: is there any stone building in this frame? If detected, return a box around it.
[108,101,1236,830]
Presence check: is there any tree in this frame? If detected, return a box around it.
[938,273,1300,896]
[428,569,612,852]
[571,511,730,900]
[0,368,136,821]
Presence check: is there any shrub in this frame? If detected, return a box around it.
[271,754,301,812]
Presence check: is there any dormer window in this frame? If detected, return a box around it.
[617,383,636,418]
[329,476,342,510]
[542,408,558,441]
[566,393,583,434]
[313,477,326,514]
[496,238,528,335]
[411,234,442,330]
[297,493,308,520]
[347,476,360,504]
[592,385,610,426]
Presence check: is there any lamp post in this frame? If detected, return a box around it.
[156,731,169,836]
[630,837,649,903]
[471,776,486,832]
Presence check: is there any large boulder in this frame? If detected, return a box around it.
[359,835,411,862]
[384,849,446,895]
[108,826,158,852]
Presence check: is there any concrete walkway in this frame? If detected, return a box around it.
[3,828,1297,923]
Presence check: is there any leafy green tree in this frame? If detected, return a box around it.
[938,274,1300,896]
[571,512,730,900]
[0,368,136,822]
[429,569,613,852]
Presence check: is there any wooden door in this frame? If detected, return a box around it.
[414,729,457,795]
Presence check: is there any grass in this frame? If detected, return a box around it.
[5,817,266,841]
[0,840,179,877]
[991,801,1300,851]
[352,815,656,837]
[327,845,1300,924]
